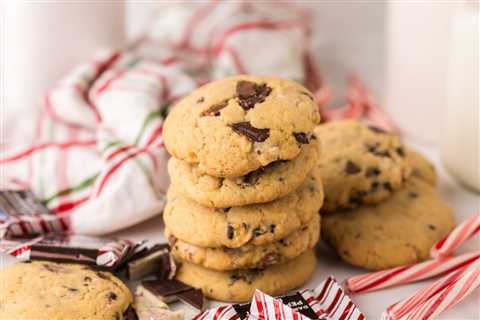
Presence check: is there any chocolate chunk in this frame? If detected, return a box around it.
[349,191,367,205]
[366,143,391,158]
[428,224,437,231]
[123,306,139,320]
[126,244,173,281]
[366,167,381,177]
[236,81,272,110]
[84,276,92,282]
[242,167,263,185]
[371,182,380,191]
[142,279,192,297]
[43,263,65,273]
[368,126,386,134]
[96,272,110,280]
[396,146,406,157]
[409,192,418,198]
[229,270,262,285]
[269,224,276,233]
[196,97,204,103]
[177,288,204,310]
[227,225,235,240]
[222,207,231,213]
[293,132,310,144]
[345,160,361,175]
[259,252,281,267]
[230,122,270,142]
[383,182,393,192]
[107,292,118,302]
[199,100,228,117]
[252,227,267,237]
[242,223,249,230]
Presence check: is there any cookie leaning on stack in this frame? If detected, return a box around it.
[315,120,455,270]
[163,75,322,302]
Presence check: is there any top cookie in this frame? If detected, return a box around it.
[0,261,132,320]
[315,120,412,212]
[164,75,320,177]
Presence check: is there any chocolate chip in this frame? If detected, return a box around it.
[368,126,386,134]
[65,287,78,292]
[345,160,361,175]
[259,252,281,267]
[107,292,117,302]
[396,146,405,157]
[84,276,92,282]
[242,223,249,230]
[242,167,263,185]
[230,122,270,142]
[366,143,391,158]
[236,81,272,110]
[252,227,267,237]
[409,192,418,198]
[293,132,310,144]
[371,182,380,191]
[383,182,393,192]
[222,207,231,213]
[199,100,228,117]
[349,191,367,205]
[229,270,262,285]
[279,239,289,247]
[227,225,234,239]
[196,97,204,103]
[428,224,437,230]
[366,167,381,177]
[177,288,204,310]
[269,224,276,233]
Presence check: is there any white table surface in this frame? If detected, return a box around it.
[112,139,480,319]
[1,140,478,319]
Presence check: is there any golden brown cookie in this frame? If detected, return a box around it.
[175,250,316,302]
[164,75,320,177]
[322,177,455,270]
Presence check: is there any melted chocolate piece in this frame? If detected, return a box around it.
[200,100,228,117]
[345,160,361,175]
[107,292,118,302]
[230,122,270,142]
[236,81,272,110]
[293,132,310,144]
[177,288,204,310]
[227,225,235,240]
[366,167,381,177]
[396,146,406,157]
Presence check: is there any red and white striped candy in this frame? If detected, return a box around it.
[248,290,310,320]
[383,254,480,319]
[301,276,365,320]
[430,213,480,258]
[383,258,480,320]
[345,251,480,294]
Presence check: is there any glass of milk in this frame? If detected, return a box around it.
[440,1,479,192]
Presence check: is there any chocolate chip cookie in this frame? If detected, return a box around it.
[163,167,324,248]
[164,75,320,177]
[0,261,132,319]
[315,120,411,212]
[175,249,316,302]
[168,141,319,208]
[322,177,455,270]
[167,214,320,271]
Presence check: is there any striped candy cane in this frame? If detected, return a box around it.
[430,213,480,258]
[248,289,311,320]
[301,276,365,320]
[383,254,480,319]
[385,258,480,320]
[345,251,480,294]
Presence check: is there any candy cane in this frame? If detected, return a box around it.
[431,213,480,258]
[385,258,480,320]
[383,255,480,319]
[344,251,480,293]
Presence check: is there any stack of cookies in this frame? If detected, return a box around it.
[314,120,455,270]
[162,76,322,302]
